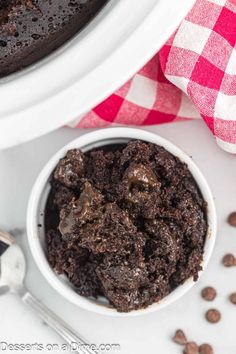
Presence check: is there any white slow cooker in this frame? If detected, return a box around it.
[0,0,195,149]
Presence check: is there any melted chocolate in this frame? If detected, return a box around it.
[0,0,108,77]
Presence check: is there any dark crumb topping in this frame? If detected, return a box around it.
[45,140,207,312]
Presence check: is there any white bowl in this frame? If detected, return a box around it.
[0,0,196,149]
[27,128,217,316]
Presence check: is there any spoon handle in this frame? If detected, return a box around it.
[21,291,100,354]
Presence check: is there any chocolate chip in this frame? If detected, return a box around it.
[228,212,236,227]
[205,309,221,323]
[229,292,236,305]
[173,329,188,345]
[201,287,217,301]
[183,342,198,354]
[222,253,236,267]
[199,343,214,354]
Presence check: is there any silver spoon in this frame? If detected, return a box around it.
[0,229,100,354]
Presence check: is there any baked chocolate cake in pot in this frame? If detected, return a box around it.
[0,0,107,78]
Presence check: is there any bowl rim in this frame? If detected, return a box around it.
[26,127,217,317]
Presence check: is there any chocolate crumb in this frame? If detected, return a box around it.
[229,292,236,305]
[199,344,214,354]
[201,287,216,301]
[183,342,198,354]
[173,329,188,345]
[228,212,236,227]
[205,309,221,323]
[222,253,236,267]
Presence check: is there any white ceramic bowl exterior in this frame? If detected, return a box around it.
[27,128,217,317]
[0,0,196,149]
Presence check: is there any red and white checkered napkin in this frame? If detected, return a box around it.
[71,0,236,153]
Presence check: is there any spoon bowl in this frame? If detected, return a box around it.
[0,229,101,354]
[0,230,26,293]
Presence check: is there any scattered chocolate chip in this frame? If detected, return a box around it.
[173,329,188,345]
[222,253,236,267]
[183,342,198,354]
[201,287,217,301]
[205,309,221,323]
[199,343,214,354]
[228,212,236,227]
[229,292,236,305]
[172,330,214,354]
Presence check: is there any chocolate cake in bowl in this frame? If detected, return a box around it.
[27,128,217,316]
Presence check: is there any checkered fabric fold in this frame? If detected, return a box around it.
[70,0,236,153]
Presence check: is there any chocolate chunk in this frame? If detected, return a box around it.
[173,329,188,345]
[222,253,236,267]
[199,344,214,354]
[201,287,217,301]
[229,292,236,305]
[59,181,103,239]
[228,212,236,227]
[121,162,162,219]
[124,163,160,189]
[183,342,198,354]
[205,309,221,323]
[54,149,85,188]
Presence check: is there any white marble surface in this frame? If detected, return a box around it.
[0,120,235,354]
